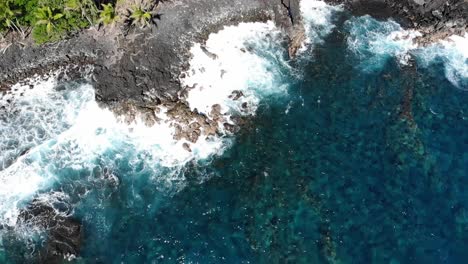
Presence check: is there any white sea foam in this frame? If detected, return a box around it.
[0,75,86,170]
[0,76,86,227]
[0,161,49,226]
[299,0,343,53]
[181,21,290,117]
[417,33,468,89]
[0,78,224,228]
[345,15,467,88]
[0,18,301,236]
[1,21,294,229]
[345,15,421,70]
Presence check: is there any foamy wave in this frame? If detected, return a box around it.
[299,0,343,53]
[0,75,88,170]
[416,33,468,89]
[0,162,50,226]
[1,21,293,233]
[0,79,225,228]
[1,21,293,228]
[345,15,421,71]
[181,21,290,117]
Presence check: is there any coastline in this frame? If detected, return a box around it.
[1,0,293,106]
[1,0,466,106]
[324,0,467,44]
[0,0,467,261]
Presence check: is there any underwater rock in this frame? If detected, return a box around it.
[229,90,245,100]
[17,198,82,263]
[223,122,237,133]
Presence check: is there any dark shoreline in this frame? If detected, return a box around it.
[1,0,466,108]
[1,0,293,107]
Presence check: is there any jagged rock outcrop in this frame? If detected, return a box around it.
[281,0,302,24]
[324,0,467,43]
[280,0,306,57]
[17,197,82,264]
[0,0,294,107]
[93,0,294,106]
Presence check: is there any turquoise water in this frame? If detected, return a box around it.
[1,11,468,264]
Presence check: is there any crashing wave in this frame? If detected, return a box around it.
[416,33,468,89]
[345,15,421,71]
[0,79,224,228]
[0,75,84,171]
[299,0,343,53]
[181,21,290,117]
[344,15,467,89]
[0,21,294,231]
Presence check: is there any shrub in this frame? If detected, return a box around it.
[11,0,39,23]
[125,1,160,29]
[32,0,97,43]
[0,0,38,33]
[64,0,98,24]
[35,7,64,35]
[98,3,118,25]
[0,1,19,32]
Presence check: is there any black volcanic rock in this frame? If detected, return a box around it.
[281,0,302,24]
[92,0,292,106]
[0,0,465,105]
[17,197,82,263]
[0,0,293,107]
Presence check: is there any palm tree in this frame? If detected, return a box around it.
[0,0,21,31]
[129,6,152,28]
[125,0,160,29]
[98,3,118,25]
[64,0,98,25]
[35,7,64,35]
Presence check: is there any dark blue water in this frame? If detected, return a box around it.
[2,15,468,264]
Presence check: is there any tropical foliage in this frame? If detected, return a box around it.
[0,1,19,31]
[35,7,64,35]
[32,0,99,43]
[1,0,164,43]
[0,0,38,33]
[125,1,159,28]
[64,0,99,24]
[99,3,119,25]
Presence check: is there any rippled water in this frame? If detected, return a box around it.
[1,1,467,263]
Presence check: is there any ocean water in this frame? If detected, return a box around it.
[1,1,467,263]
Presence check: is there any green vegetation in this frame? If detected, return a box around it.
[32,0,97,43]
[0,0,162,44]
[125,2,159,28]
[35,7,64,35]
[129,6,152,28]
[1,0,37,33]
[0,1,19,30]
[99,3,119,25]
[1,0,96,43]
